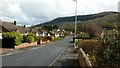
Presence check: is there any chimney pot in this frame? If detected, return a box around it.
[24,25,26,28]
[14,21,16,25]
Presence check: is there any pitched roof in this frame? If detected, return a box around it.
[1,21,17,32]
[17,26,30,34]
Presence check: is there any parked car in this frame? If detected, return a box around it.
[70,39,74,43]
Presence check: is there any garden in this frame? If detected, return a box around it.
[2,32,63,49]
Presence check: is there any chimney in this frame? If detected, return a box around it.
[14,21,16,25]
[24,25,26,28]
[30,28,32,32]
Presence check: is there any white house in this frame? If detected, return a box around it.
[40,32,46,37]
[48,33,50,36]
[36,32,39,36]
[57,29,60,32]
[0,33,2,39]
[55,33,60,38]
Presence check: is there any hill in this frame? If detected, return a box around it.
[35,11,119,27]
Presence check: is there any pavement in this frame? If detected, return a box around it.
[51,43,79,67]
[2,36,77,67]
[0,48,14,53]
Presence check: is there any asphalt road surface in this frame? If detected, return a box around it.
[2,36,72,66]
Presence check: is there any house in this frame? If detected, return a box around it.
[0,20,2,39]
[0,21,17,32]
[0,30,1,47]
[39,31,46,37]
[55,33,60,38]
[1,20,50,37]
[17,26,30,35]
[0,21,31,35]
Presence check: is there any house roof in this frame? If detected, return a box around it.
[1,21,17,32]
[17,26,30,34]
[52,29,57,32]
[0,21,42,34]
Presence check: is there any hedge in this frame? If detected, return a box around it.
[23,33,38,43]
[49,36,55,41]
[27,33,37,41]
[78,33,90,39]
[25,36,35,43]
[2,32,23,48]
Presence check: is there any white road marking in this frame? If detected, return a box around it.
[29,47,41,50]
[15,58,23,61]
[48,48,66,67]
[2,53,14,56]
[2,51,23,56]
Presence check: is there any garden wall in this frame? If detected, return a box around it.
[77,48,92,67]
[15,42,37,49]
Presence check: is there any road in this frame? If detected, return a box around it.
[2,36,72,66]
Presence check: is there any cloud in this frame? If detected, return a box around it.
[0,0,119,26]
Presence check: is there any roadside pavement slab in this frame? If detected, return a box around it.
[51,45,79,67]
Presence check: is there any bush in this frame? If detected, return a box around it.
[25,36,35,43]
[95,30,120,66]
[23,35,28,42]
[23,33,38,42]
[50,36,55,41]
[2,32,23,47]
[27,33,37,41]
[54,37,61,41]
[78,33,90,39]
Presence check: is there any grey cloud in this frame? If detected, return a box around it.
[0,0,119,26]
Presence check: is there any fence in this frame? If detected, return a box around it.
[77,48,92,68]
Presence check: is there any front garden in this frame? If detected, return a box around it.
[2,32,64,49]
[77,30,120,67]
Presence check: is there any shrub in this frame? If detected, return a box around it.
[78,33,90,39]
[95,30,120,66]
[27,33,37,41]
[50,36,55,41]
[25,36,35,43]
[23,35,28,42]
[77,39,98,66]
[23,33,38,42]
[2,32,23,47]
[54,37,61,41]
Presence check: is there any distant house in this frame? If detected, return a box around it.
[57,29,60,32]
[55,33,60,38]
[39,31,46,37]
[0,20,2,39]
[52,29,57,33]
[1,20,46,37]
[17,26,30,35]
[0,30,2,39]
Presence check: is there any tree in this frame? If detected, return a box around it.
[96,29,120,66]
[52,25,58,29]
[86,23,102,37]
[43,25,53,31]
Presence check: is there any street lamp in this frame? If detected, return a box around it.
[73,0,78,49]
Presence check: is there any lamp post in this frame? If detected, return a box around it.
[73,0,78,49]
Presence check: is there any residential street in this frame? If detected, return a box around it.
[2,36,73,66]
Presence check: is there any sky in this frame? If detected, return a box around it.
[0,0,120,26]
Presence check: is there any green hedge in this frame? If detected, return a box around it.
[49,36,55,41]
[78,33,90,39]
[25,36,35,43]
[2,32,23,48]
[27,33,37,41]
[23,33,38,43]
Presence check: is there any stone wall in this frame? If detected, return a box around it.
[15,42,37,49]
[77,48,92,67]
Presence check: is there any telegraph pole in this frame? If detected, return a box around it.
[73,0,78,49]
